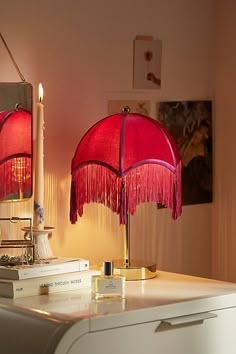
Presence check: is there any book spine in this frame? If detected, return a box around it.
[19,261,88,279]
[0,260,89,280]
[2,271,99,298]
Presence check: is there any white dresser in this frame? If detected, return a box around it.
[1,271,236,354]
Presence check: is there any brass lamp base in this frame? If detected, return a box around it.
[113,260,157,281]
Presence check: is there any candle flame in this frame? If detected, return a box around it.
[38,83,44,102]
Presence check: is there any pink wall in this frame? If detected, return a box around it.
[0,0,216,278]
[212,0,236,282]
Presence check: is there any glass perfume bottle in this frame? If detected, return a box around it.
[91,261,125,299]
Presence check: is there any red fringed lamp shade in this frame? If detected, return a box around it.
[0,109,32,199]
[70,112,182,224]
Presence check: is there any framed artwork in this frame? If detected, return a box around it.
[133,38,162,89]
[108,99,150,116]
[157,100,213,206]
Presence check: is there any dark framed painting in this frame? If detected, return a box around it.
[157,100,213,206]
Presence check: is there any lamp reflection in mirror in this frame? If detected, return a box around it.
[0,106,32,200]
[70,108,182,280]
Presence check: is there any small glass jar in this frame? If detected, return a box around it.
[91,261,125,299]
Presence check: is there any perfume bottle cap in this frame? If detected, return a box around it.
[103,261,113,276]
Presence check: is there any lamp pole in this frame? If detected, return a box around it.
[124,213,130,267]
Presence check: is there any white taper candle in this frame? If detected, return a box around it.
[33,83,44,231]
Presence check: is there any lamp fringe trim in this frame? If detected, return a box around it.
[70,163,182,225]
[0,157,31,200]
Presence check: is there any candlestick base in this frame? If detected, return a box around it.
[22,226,54,261]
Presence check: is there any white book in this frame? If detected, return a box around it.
[0,269,101,298]
[0,257,89,280]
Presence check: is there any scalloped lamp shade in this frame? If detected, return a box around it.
[70,111,182,225]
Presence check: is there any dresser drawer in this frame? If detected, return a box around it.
[66,307,236,354]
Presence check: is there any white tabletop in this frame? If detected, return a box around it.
[1,271,236,354]
[1,270,236,322]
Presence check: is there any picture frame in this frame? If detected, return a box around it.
[108,99,150,116]
[133,38,162,90]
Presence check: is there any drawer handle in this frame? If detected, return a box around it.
[162,312,217,326]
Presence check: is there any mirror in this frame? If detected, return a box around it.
[0,82,33,201]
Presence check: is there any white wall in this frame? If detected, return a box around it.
[0,0,215,277]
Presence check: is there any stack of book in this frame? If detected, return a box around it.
[0,257,100,298]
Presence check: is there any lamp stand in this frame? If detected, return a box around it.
[114,214,157,281]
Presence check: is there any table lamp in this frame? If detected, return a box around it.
[70,107,182,280]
